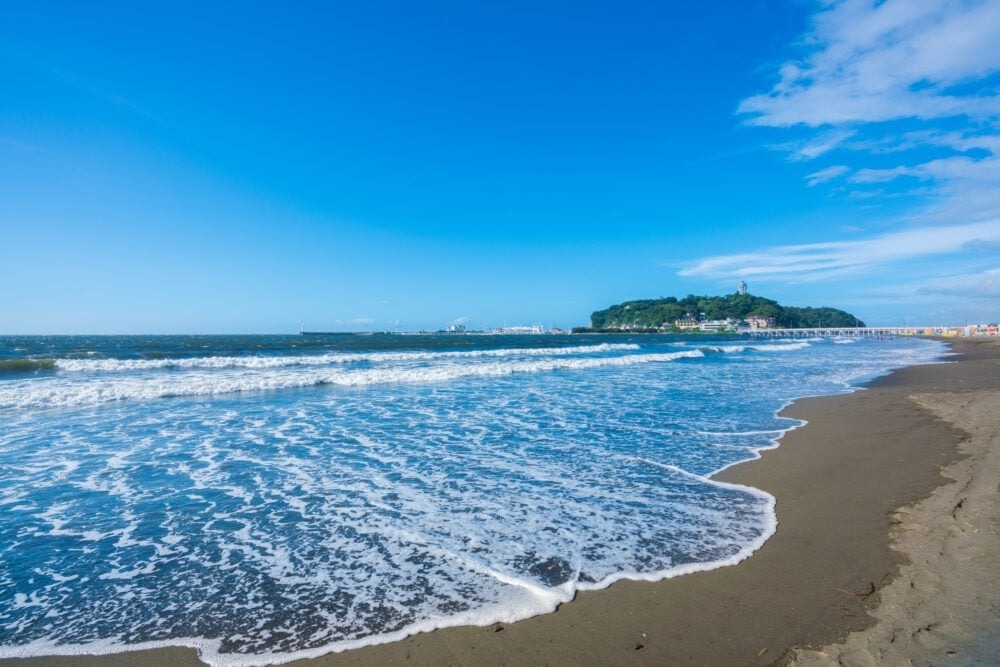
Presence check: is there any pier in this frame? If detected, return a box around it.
[748,326,952,338]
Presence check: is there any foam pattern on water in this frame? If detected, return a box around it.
[0,349,700,410]
[0,335,944,665]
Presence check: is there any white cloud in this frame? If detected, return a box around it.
[680,219,1000,282]
[850,130,1000,155]
[916,267,1000,298]
[850,155,1000,224]
[849,165,913,183]
[739,0,1000,199]
[773,129,856,161]
[806,164,850,186]
[739,0,1000,127]
[703,0,1000,301]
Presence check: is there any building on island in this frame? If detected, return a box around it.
[673,311,775,333]
[738,280,747,296]
[698,320,731,332]
[675,315,700,330]
[746,315,775,330]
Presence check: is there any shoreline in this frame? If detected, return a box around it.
[4,338,997,666]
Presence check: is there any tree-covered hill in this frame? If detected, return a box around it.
[588,293,864,330]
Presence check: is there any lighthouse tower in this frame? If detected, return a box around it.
[738,280,747,296]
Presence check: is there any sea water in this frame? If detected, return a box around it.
[0,333,945,665]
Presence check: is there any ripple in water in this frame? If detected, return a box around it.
[0,334,945,665]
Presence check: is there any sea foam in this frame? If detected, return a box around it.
[0,334,947,665]
[0,349,700,409]
[51,343,641,373]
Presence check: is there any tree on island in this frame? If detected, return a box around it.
[583,292,864,332]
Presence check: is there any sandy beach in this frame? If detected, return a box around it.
[4,337,998,666]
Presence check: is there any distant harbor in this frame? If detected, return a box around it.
[301,322,566,336]
[299,324,995,338]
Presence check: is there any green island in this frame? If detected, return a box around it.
[575,292,865,333]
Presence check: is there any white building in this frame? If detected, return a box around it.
[746,315,775,329]
[698,319,734,333]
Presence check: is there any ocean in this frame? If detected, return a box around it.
[0,333,945,665]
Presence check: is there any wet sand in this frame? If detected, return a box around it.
[6,337,998,666]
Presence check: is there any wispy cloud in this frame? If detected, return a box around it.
[850,156,1000,185]
[772,129,855,161]
[738,0,1000,205]
[916,267,1000,298]
[680,220,1000,282]
[848,130,1000,156]
[805,164,849,186]
[687,0,1000,293]
[738,0,1000,127]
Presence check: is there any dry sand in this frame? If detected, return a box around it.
[794,338,1000,666]
[5,337,999,666]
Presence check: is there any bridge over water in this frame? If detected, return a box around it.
[748,326,945,338]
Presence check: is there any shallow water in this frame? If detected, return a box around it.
[0,333,944,665]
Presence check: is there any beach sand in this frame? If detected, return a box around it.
[5,337,998,666]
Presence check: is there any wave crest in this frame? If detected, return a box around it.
[1,349,703,409]
[51,343,641,373]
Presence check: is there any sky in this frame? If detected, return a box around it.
[2,0,998,333]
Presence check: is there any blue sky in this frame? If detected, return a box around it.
[2,0,998,333]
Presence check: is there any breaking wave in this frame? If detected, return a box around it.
[0,350,702,409]
[50,343,640,373]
